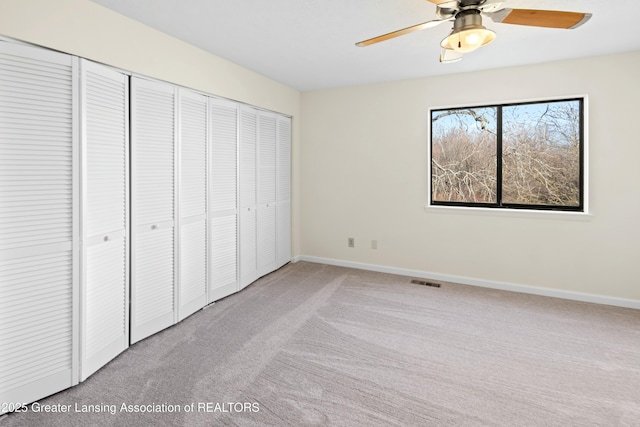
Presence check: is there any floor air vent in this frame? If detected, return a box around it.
[410,279,441,288]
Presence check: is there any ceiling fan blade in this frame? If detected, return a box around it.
[356,19,450,47]
[440,49,463,63]
[487,8,592,29]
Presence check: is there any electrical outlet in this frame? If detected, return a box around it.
[371,240,377,250]
[348,237,355,248]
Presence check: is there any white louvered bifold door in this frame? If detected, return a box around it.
[130,77,176,344]
[0,42,79,413]
[208,98,238,302]
[178,89,207,321]
[239,105,257,289]
[79,59,129,381]
[257,111,277,278]
[276,115,291,268]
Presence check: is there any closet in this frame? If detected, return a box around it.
[239,108,291,288]
[0,40,291,413]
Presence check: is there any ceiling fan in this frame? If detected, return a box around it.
[355,0,592,63]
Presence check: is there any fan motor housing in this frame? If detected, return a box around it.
[454,9,483,30]
[436,0,505,18]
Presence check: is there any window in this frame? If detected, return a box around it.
[430,98,584,211]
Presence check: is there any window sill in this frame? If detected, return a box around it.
[423,204,593,221]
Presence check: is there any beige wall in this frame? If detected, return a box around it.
[0,0,302,255]
[300,52,640,303]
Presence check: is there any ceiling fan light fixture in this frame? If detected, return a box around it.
[441,27,496,52]
[440,10,496,53]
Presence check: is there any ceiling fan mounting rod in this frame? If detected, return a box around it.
[455,8,482,19]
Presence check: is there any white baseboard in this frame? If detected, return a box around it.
[295,255,640,310]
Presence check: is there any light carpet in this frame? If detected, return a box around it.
[2,261,639,426]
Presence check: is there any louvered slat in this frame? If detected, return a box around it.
[0,252,72,323]
[133,80,175,226]
[84,237,126,356]
[0,44,75,411]
[85,66,127,237]
[258,112,277,205]
[277,116,291,202]
[179,91,207,218]
[134,228,174,324]
[257,203,276,273]
[239,206,257,285]
[239,106,256,209]
[210,99,237,213]
[0,59,73,248]
[180,221,206,307]
[277,200,291,267]
[210,215,237,289]
[0,251,72,390]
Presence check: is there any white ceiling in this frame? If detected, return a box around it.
[91,0,640,92]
